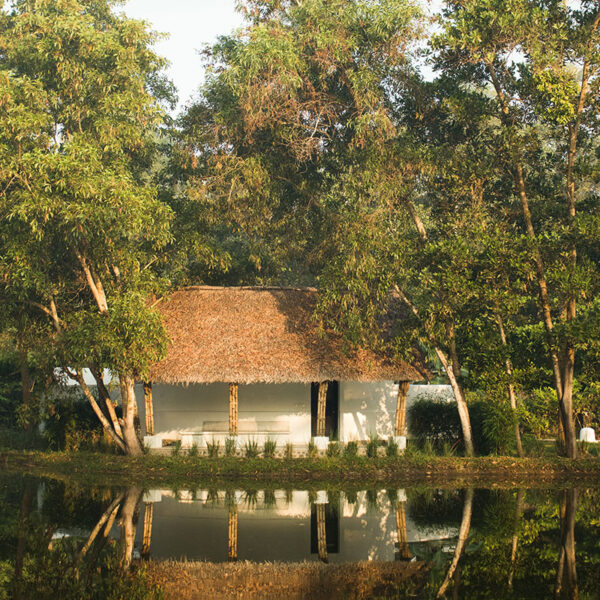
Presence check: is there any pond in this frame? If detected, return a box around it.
[1,474,598,599]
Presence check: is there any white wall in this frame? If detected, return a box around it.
[136,382,311,445]
[339,383,453,442]
[137,381,453,445]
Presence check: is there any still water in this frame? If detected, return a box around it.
[1,474,599,599]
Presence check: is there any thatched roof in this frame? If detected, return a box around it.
[149,286,423,385]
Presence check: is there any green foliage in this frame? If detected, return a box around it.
[206,438,220,458]
[244,438,259,458]
[188,443,199,458]
[225,437,237,457]
[326,441,341,458]
[307,440,317,458]
[366,434,379,458]
[386,437,399,458]
[284,442,293,459]
[344,440,358,458]
[263,438,276,458]
[41,386,106,452]
[171,440,182,457]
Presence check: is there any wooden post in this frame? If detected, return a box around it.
[395,381,410,437]
[142,503,153,559]
[229,383,239,436]
[228,506,238,562]
[143,382,154,436]
[316,503,328,563]
[316,381,329,437]
[395,503,411,561]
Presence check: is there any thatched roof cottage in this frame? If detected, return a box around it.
[138,286,430,451]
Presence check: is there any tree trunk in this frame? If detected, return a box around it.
[435,347,474,457]
[119,374,143,456]
[119,487,142,569]
[437,487,474,598]
[90,367,123,439]
[18,336,35,432]
[496,314,524,457]
[555,488,578,600]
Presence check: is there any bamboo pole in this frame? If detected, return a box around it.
[229,383,239,436]
[316,381,329,437]
[395,503,411,561]
[142,503,154,559]
[228,506,238,562]
[316,503,328,563]
[395,381,410,437]
[143,382,154,436]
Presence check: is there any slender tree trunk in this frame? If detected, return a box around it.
[18,334,35,432]
[119,487,142,569]
[496,314,524,457]
[394,286,474,456]
[119,374,143,456]
[90,367,123,439]
[399,202,474,456]
[70,369,126,453]
[555,489,578,600]
[508,489,524,589]
[437,487,474,598]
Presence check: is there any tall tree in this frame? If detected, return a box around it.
[0,0,174,454]
[434,0,600,457]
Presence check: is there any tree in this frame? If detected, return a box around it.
[434,0,600,457]
[0,0,174,454]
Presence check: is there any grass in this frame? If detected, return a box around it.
[2,448,600,489]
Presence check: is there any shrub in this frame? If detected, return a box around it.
[326,441,341,457]
[263,438,276,458]
[225,437,237,457]
[344,440,358,457]
[172,440,182,456]
[408,397,462,449]
[207,438,220,458]
[244,438,259,458]
[386,437,398,458]
[366,434,379,458]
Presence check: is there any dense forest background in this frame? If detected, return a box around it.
[1,0,599,457]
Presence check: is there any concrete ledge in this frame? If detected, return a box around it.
[312,436,329,451]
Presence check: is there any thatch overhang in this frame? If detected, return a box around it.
[149,286,423,385]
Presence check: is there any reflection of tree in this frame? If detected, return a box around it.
[316,503,329,563]
[555,489,578,600]
[395,502,411,561]
[13,480,35,600]
[228,504,238,562]
[508,489,524,589]
[141,503,154,560]
[119,487,142,569]
[437,488,474,598]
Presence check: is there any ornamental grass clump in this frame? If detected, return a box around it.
[188,443,199,458]
[171,440,182,456]
[244,438,259,458]
[326,441,341,458]
[207,439,220,458]
[284,442,294,459]
[225,437,237,457]
[263,438,276,458]
[307,440,318,458]
[366,435,379,458]
[386,437,399,458]
[344,440,358,458]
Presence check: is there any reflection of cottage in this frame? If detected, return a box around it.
[138,286,431,451]
[137,488,459,563]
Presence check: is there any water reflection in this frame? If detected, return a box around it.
[1,476,599,599]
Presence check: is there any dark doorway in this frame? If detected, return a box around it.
[310,381,339,439]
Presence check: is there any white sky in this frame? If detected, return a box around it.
[122,0,244,112]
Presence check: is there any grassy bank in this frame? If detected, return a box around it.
[2,448,600,488]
